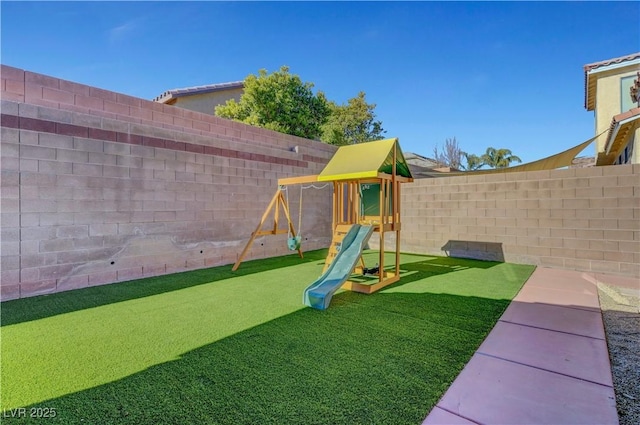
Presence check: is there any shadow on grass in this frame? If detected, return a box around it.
[399,255,498,274]
[6,290,514,425]
[441,240,505,263]
[352,253,501,288]
[1,251,500,327]
[1,250,329,326]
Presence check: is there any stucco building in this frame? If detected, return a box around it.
[153,81,244,115]
[584,52,640,165]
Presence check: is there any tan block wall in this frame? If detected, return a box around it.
[378,166,639,277]
[1,65,336,300]
[2,65,639,301]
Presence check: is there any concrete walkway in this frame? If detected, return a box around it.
[422,267,621,425]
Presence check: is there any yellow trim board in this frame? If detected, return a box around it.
[317,170,379,182]
[277,174,320,186]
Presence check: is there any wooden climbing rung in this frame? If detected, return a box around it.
[255,230,289,236]
[323,224,357,271]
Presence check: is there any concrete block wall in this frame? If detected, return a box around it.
[391,166,640,277]
[3,65,638,300]
[1,65,337,300]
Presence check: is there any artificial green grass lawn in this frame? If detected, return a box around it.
[1,250,534,424]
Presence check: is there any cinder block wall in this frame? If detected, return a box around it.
[1,65,337,300]
[383,167,639,277]
[3,65,639,300]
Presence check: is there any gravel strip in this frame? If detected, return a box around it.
[598,282,640,425]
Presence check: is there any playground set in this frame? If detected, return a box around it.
[232,138,413,309]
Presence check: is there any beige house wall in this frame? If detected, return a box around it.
[170,88,244,115]
[593,67,639,153]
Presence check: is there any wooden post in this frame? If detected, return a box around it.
[392,143,399,276]
[233,190,281,271]
[347,182,352,224]
[395,181,401,277]
[378,179,384,283]
[332,182,337,231]
[279,191,303,260]
[355,180,361,222]
[351,181,357,223]
[273,192,280,234]
[338,183,344,224]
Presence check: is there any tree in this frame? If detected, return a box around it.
[321,92,385,145]
[433,137,463,169]
[481,147,522,169]
[215,66,330,140]
[461,153,485,171]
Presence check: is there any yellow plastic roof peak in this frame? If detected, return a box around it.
[317,138,412,182]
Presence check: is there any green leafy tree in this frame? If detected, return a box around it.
[321,92,385,145]
[215,66,330,140]
[481,147,522,169]
[462,152,485,171]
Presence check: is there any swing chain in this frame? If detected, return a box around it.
[283,186,292,239]
[298,185,303,236]
[287,183,330,251]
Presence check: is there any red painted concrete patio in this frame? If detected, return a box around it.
[423,267,626,425]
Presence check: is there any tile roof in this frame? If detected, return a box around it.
[596,107,640,165]
[404,152,462,177]
[153,81,244,103]
[583,52,640,73]
[404,152,441,169]
[583,52,640,110]
[570,156,596,168]
[605,107,640,149]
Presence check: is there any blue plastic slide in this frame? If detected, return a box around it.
[303,224,374,310]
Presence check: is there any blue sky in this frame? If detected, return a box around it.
[2,1,639,163]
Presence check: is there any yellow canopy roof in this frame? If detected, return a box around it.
[317,138,413,182]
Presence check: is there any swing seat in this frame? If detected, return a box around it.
[287,235,301,251]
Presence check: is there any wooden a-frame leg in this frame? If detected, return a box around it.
[232,189,281,271]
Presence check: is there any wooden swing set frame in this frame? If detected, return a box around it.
[232,138,413,294]
[231,175,318,271]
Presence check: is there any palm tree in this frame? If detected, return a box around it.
[462,152,485,171]
[481,147,522,169]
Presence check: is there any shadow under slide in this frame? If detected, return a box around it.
[303,224,374,310]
